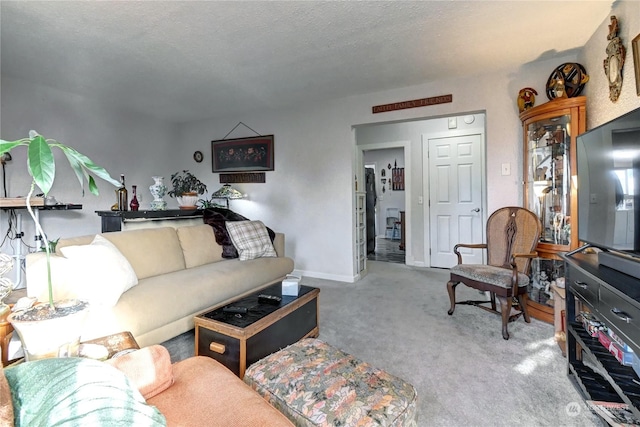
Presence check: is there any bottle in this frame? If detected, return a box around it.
[129,185,139,211]
[117,174,128,211]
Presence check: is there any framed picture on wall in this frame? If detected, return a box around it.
[392,167,405,191]
[211,135,274,173]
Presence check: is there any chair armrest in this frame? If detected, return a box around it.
[453,243,487,264]
[510,251,538,266]
[508,251,538,292]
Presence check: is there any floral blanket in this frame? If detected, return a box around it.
[244,338,417,427]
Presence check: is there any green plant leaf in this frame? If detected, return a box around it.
[0,139,27,154]
[87,175,99,195]
[28,135,55,195]
[62,151,88,195]
[59,145,120,192]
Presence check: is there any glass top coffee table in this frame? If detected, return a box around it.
[194,282,319,378]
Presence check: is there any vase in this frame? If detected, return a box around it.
[149,176,167,211]
[176,192,198,210]
[8,299,89,361]
[130,185,139,211]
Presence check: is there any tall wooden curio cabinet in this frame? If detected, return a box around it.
[520,96,586,323]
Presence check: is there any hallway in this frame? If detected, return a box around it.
[367,237,405,264]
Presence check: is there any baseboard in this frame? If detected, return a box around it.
[292,269,355,283]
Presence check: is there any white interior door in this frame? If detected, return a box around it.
[427,134,483,268]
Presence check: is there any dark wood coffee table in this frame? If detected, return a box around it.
[194,283,319,378]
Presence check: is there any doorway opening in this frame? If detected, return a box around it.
[354,112,486,274]
[363,150,406,264]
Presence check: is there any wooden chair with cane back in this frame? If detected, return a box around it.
[446,206,541,340]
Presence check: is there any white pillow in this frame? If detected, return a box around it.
[59,235,138,307]
[225,220,277,261]
[26,253,82,302]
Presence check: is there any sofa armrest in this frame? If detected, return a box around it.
[274,233,285,257]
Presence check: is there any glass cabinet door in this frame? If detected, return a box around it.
[520,96,585,325]
[525,114,572,247]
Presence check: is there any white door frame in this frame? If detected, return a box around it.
[356,140,412,271]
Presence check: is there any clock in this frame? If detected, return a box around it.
[193,151,203,163]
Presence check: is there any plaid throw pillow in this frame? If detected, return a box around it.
[203,208,275,259]
[225,221,277,261]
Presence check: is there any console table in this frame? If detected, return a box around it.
[564,250,640,420]
[96,209,204,232]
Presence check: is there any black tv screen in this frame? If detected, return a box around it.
[577,106,640,256]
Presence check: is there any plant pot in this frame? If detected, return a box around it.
[8,299,89,361]
[176,192,198,210]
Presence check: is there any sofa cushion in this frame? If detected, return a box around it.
[100,227,186,280]
[226,221,277,261]
[79,255,295,346]
[147,356,293,426]
[4,357,166,426]
[59,235,139,306]
[107,345,174,400]
[176,224,223,268]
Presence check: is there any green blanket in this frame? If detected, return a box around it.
[4,357,166,426]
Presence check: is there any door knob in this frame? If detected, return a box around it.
[471,208,480,212]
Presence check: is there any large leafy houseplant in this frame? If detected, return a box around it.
[0,130,120,359]
[0,130,120,308]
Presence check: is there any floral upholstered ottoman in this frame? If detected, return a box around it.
[243,338,417,427]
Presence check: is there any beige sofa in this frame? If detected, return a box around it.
[25,224,294,347]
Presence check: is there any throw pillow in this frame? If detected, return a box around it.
[26,253,83,303]
[59,235,138,307]
[225,220,277,261]
[4,357,166,426]
[203,207,276,258]
[106,345,174,400]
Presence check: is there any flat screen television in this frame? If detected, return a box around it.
[577,106,640,267]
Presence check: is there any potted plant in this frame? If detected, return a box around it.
[0,130,120,360]
[167,170,207,209]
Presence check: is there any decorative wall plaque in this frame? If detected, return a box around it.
[603,16,626,102]
[219,173,265,184]
[372,95,452,114]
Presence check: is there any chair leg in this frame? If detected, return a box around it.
[447,281,458,315]
[517,293,531,323]
[497,296,510,340]
[490,292,497,311]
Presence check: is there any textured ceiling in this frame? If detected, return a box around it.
[1,1,613,123]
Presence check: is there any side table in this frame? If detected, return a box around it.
[0,308,14,367]
[83,331,140,359]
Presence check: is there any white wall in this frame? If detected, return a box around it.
[2,1,638,284]
[0,77,183,285]
[579,1,640,128]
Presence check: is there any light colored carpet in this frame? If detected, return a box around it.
[162,261,603,426]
